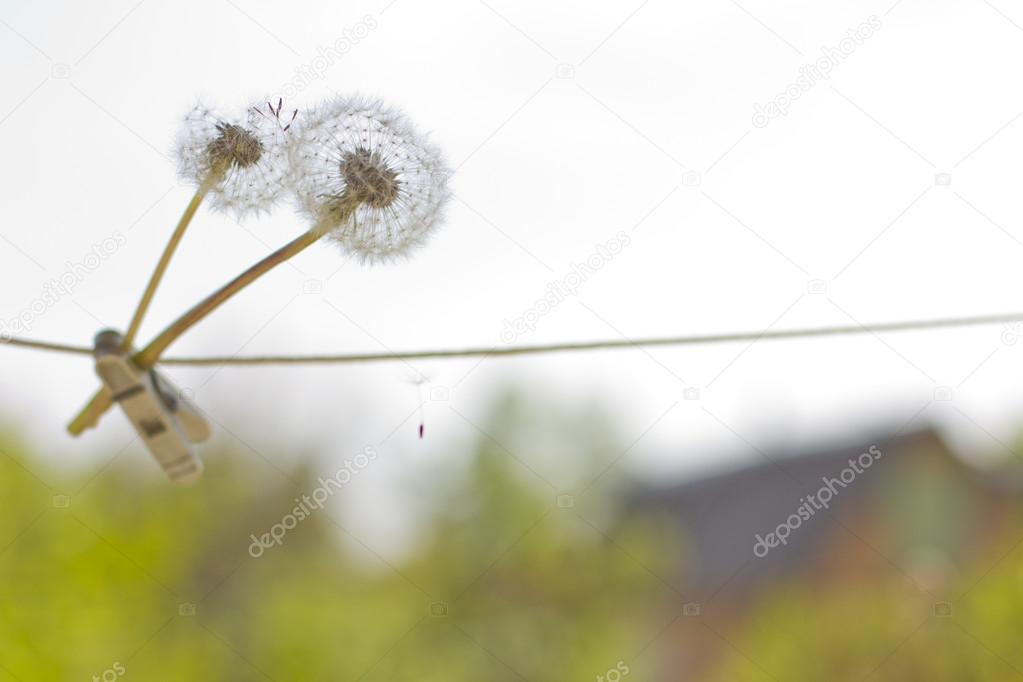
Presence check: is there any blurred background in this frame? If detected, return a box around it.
[3,0,1023,678]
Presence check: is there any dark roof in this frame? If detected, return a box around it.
[629,428,970,599]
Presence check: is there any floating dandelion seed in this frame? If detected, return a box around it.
[288,96,451,262]
[408,373,430,439]
[175,99,296,219]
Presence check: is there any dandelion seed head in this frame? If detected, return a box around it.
[206,123,263,169]
[340,148,401,208]
[176,99,296,219]
[288,96,451,263]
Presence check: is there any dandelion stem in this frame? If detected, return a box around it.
[68,167,226,436]
[66,229,324,436]
[66,387,114,436]
[132,229,323,369]
[122,167,225,349]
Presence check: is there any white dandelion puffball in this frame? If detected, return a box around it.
[176,99,297,218]
[288,96,451,262]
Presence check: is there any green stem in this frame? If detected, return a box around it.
[67,387,112,436]
[67,229,323,436]
[123,167,225,349]
[133,229,323,369]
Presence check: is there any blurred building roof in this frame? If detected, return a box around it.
[630,428,1010,600]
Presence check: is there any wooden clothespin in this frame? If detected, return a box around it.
[93,330,210,485]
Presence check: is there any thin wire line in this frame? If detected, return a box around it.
[0,337,93,355]
[3,310,1021,366]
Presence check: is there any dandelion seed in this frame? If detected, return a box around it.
[416,380,427,439]
[406,372,430,439]
[288,96,451,263]
[175,99,295,219]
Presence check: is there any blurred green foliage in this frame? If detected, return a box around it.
[708,516,1023,681]
[7,392,1020,681]
[0,394,675,681]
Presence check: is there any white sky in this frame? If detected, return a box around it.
[3,0,1023,547]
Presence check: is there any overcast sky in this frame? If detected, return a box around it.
[3,0,1023,547]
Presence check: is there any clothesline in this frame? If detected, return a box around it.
[2,310,1020,367]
